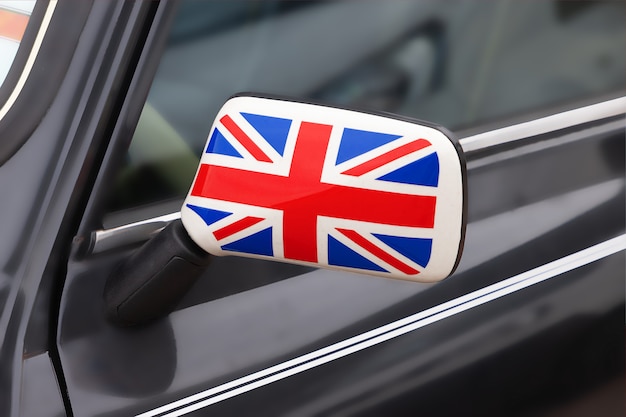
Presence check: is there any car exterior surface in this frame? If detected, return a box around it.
[0,1,624,416]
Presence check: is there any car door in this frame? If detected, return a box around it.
[46,1,625,416]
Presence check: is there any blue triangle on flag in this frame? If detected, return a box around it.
[377,152,439,187]
[241,112,291,156]
[186,204,232,226]
[222,227,274,257]
[336,128,402,165]
[328,235,387,272]
[373,234,432,268]
[206,128,243,158]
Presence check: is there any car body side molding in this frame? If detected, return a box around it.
[136,234,626,417]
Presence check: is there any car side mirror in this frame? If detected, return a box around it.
[104,94,466,326]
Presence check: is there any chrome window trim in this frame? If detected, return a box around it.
[0,0,57,121]
[466,117,625,170]
[91,211,180,254]
[91,96,625,254]
[136,234,626,417]
[459,96,625,153]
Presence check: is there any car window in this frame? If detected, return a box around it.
[0,1,35,88]
[106,0,625,214]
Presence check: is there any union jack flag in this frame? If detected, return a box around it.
[184,107,441,277]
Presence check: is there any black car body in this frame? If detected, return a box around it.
[0,1,624,416]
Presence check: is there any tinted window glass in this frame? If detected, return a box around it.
[107,0,626,213]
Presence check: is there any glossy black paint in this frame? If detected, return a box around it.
[199,254,625,417]
[0,1,623,417]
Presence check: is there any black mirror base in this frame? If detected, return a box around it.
[103,219,211,326]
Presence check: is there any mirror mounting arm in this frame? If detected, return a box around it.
[103,219,211,326]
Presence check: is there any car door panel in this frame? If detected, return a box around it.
[56,114,625,416]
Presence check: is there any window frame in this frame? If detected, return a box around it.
[0,0,92,165]
[89,95,626,255]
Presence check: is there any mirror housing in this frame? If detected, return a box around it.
[183,94,466,281]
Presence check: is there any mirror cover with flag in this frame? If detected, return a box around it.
[182,95,465,282]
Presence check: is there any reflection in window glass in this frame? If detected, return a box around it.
[108,0,625,213]
[0,0,35,88]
